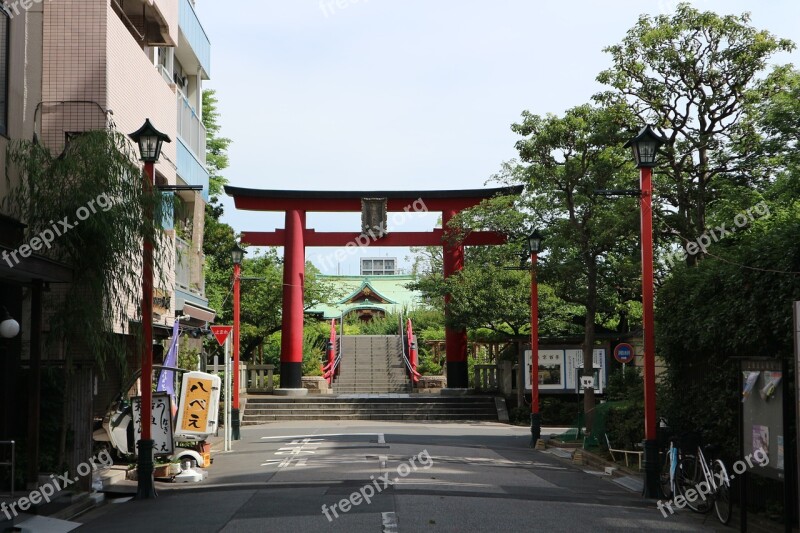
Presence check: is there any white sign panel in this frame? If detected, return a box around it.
[565,349,606,393]
[132,392,174,456]
[580,376,595,389]
[524,349,565,390]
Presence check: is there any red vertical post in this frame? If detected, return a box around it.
[530,252,539,414]
[232,261,241,440]
[640,165,660,498]
[233,262,241,405]
[640,166,656,441]
[280,209,306,389]
[442,209,468,388]
[137,160,156,499]
[141,160,154,443]
[326,319,336,384]
[530,252,541,446]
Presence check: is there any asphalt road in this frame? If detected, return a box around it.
[75,421,723,532]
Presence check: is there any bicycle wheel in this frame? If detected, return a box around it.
[712,460,732,524]
[676,455,711,513]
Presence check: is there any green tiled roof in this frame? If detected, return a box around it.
[307,274,422,319]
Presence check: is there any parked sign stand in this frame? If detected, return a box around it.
[131,392,174,456]
[210,326,234,452]
[614,343,635,376]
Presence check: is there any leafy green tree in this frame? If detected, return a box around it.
[4,131,168,368]
[202,89,232,200]
[507,103,641,434]
[656,203,800,458]
[596,3,794,263]
[4,130,169,470]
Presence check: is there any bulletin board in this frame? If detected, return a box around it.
[740,358,786,481]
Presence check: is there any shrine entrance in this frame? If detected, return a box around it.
[224,186,522,391]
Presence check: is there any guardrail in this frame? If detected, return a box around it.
[474,364,499,391]
[400,316,421,384]
[245,364,276,393]
[207,362,277,393]
[322,319,339,384]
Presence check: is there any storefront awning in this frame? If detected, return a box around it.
[180,301,216,323]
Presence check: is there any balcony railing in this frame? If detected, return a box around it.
[176,94,207,165]
[179,0,211,77]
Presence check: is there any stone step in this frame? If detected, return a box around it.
[245,397,496,404]
[242,413,498,423]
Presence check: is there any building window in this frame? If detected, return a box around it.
[360,257,397,276]
[0,8,8,136]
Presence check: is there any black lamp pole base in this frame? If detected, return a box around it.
[136,439,157,499]
[642,438,660,498]
[232,407,241,441]
[530,412,542,447]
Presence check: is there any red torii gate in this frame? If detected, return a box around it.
[224,186,522,391]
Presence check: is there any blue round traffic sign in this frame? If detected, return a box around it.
[614,343,635,364]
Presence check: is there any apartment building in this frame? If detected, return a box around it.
[0,0,213,489]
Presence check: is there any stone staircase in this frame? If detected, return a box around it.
[241,396,499,424]
[333,335,409,394]
[239,335,501,424]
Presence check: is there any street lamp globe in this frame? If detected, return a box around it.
[527,229,544,255]
[231,243,246,266]
[0,308,19,338]
[624,125,666,168]
[129,118,172,162]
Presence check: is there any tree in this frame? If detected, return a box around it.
[4,130,169,471]
[199,90,340,366]
[4,131,168,368]
[202,89,232,200]
[656,203,800,458]
[596,3,795,264]
[507,102,641,434]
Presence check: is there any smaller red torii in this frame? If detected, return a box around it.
[225,185,522,391]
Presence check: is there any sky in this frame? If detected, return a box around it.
[194,0,800,275]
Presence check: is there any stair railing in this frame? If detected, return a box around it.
[322,318,340,384]
[400,316,421,383]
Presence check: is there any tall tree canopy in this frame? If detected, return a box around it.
[596,3,794,263]
[504,103,641,432]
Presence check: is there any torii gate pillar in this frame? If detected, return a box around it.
[281,209,306,389]
[443,209,468,388]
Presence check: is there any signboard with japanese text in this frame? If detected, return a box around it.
[175,371,221,438]
[613,343,635,364]
[210,325,233,346]
[132,393,174,456]
[524,347,608,393]
[524,349,565,390]
[565,349,606,394]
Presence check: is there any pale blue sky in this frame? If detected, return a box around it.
[195,0,800,275]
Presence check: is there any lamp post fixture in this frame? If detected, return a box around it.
[231,243,246,441]
[0,307,20,338]
[624,124,665,498]
[528,229,543,447]
[129,119,171,500]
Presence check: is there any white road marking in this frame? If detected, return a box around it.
[381,511,398,532]
[262,437,322,468]
[259,433,385,440]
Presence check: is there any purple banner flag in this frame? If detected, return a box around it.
[156,319,180,399]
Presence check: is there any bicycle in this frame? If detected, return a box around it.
[659,434,697,501]
[676,433,732,525]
